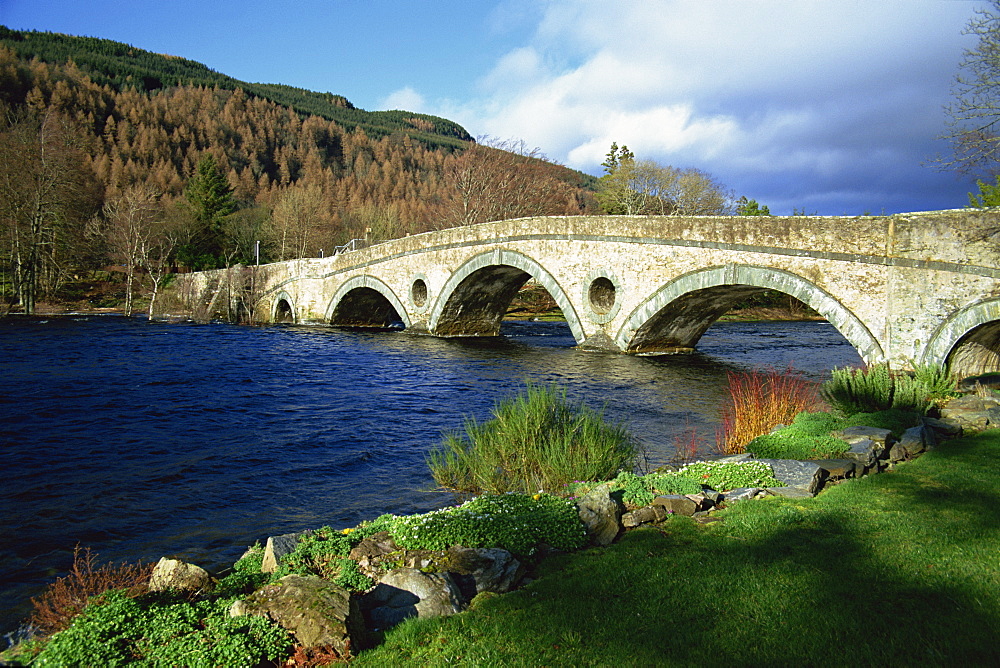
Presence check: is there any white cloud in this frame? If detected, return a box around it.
[423,0,981,213]
[379,86,426,113]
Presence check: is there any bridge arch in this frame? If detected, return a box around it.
[272,291,296,323]
[615,264,884,363]
[325,275,411,329]
[921,297,1000,376]
[429,249,584,341]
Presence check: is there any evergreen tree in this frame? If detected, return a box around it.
[737,196,771,215]
[969,175,1000,207]
[178,154,236,268]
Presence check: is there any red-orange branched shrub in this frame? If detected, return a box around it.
[717,367,822,455]
[288,642,350,666]
[29,544,153,635]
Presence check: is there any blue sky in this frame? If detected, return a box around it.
[0,0,989,215]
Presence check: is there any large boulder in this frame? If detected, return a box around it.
[576,482,623,546]
[651,494,698,517]
[234,574,360,656]
[362,568,463,630]
[757,459,825,495]
[441,546,522,598]
[148,557,213,594]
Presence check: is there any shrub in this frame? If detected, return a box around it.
[718,367,821,454]
[821,363,947,416]
[427,382,640,494]
[32,589,292,667]
[29,545,153,636]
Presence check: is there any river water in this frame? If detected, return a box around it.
[0,315,861,636]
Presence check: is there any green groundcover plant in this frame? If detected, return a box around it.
[566,460,782,507]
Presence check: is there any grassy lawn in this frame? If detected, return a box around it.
[355,431,1000,666]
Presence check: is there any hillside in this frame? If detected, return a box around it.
[0,25,472,149]
[0,27,599,313]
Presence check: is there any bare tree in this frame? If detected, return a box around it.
[100,185,161,316]
[940,0,1000,176]
[270,185,327,259]
[0,105,99,313]
[445,136,582,227]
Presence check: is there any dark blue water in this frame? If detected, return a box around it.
[0,316,861,635]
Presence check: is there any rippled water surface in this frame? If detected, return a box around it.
[0,315,861,634]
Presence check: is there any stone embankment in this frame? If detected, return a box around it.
[146,393,1000,658]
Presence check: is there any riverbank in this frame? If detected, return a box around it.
[354,428,1000,665]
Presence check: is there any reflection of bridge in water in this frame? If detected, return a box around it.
[167,210,1000,376]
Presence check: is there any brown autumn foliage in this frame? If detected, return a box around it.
[29,544,153,635]
[0,45,598,312]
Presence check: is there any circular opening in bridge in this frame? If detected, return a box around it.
[588,276,616,315]
[411,278,428,308]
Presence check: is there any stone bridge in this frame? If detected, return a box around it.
[163,210,1000,376]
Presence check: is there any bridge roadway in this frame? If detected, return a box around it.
[167,210,1000,376]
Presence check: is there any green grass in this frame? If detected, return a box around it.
[428,383,640,494]
[354,431,1000,665]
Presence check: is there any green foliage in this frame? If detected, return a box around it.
[428,382,639,495]
[821,364,935,416]
[912,363,960,403]
[31,589,292,667]
[391,493,587,555]
[737,196,771,215]
[576,460,781,507]
[216,544,269,595]
[841,409,922,437]
[675,460,781,491]
[178,155,237,269]
[613,471,702,506]
[747,410,850,460]
[969,175,1000,207]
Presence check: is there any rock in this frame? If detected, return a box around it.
[261,530,310,574]
[944,394,1000,411]
[721,487,762,503]
[576,482,623,546]
[757,459,825,495]
[651,494,698,516]
[898,424,935,457]
[888,442,908,463]
[238,574,360,655]
[348,532,400,575]
[349,532,399,561]
[715,453,755,463]
[442,546,522,599]
[957,372,1000,392]
[148,557,213,594]
[621,505,666,527]
[834,426,894,448]
[923,416,962,438]
[765,486,814,499]
[362,568,463,630]
[701,487,722,504]
[812,459,856,480]
[841,438,881,469]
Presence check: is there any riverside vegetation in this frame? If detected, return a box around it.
[3,367,997,665]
